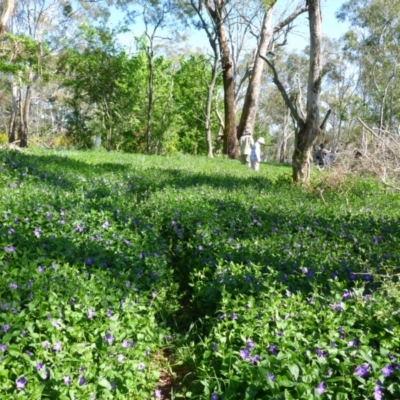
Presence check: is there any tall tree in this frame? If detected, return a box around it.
[202,0,237,158]
[262,0,328,182]
[237,1,308,139]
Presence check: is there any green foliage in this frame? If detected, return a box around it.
[1,149,400,399]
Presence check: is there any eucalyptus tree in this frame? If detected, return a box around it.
[337,0,400,136]
[262,0,328,182]
[237,0,308,139]
[0,0,15,40]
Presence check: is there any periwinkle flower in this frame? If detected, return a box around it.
[52,321,61,329]
[87,309,95,319]
[78,375,86,386]
[0,344,6,353]
[102,221,110,228]
[342,291,351,300]
[2,325,10,332]
[315,348,327,357]
[250,355,260,364]
[269,345,278,355]
[25,350,32,356]
[63,376,71,386]
[212,343,218,352]
[355,363,370,378]
[138,362,145,371]
[42,341,50,350]
[348,339,358,347]
[382,364,394,377]
[85,258,94,266]
[8,282,18,290]
[267,373,275,382]
[53,342,62,352]
[38,265,45,273]
[155,389,162,399]
[231,313,238,320]
[246,339,255,350]
[316,382,326,395]
[374,381,384,400]
[75,225,84,233]
[33,228,41,238]
[240,349,250,360]
[117,354,124,363]
[4,246,15,253]
[36,362,44,371]
[15,377,27,390]
[110,381,116,390]
[219,313,226,319]
[211,393,219,400]
[104,333,114,345]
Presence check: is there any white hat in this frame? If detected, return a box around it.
[257,137,265,145]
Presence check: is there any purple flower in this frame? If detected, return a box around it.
[52,321,61,329]
[250,355,260,364]
[36,362,44,371]
[219,313,226,319]
[2,325,10,332]
[85,258,93,266]
[117,354,124,363]
[240,349,250,360]
[342,291,351,300]
[38,265,45,272]
[231,313,238,320]
[269,345,278,355]
[348,339,358,347]
[15,377,27,390]
[105,333,114,345]
[268,373,275,382]
[78,375,86,386]
[102,221,109,228]
[63,376,71,386]
[316,382,326,395]
[87,309,95,319]
[382,364,394,377]
[211,393,219,400]
[212,343,218,352]
[75,225,84,233]
[330,302,343,312]
[34,228,41,237]
[138,362,145,371]
[155,389,162,399]
[110,381,116,390]
[0,344,7,353]
[374,381,384,400]
[53,342,62,352]
[42,341,50,350]
[8,282,18,290]
[4,246,15,253]
[315,348,327,357]
[25,350,32,356]
[355,363,370,378]
[246,339,255,350]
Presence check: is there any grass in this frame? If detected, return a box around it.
[1,148,400,399]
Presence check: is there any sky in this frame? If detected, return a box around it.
[111,0,350,54]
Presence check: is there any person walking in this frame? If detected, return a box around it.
[239,130,254,167]
[250,137,265,171]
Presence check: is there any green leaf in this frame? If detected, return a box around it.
[288,364,300,381]
[98,378,111,389]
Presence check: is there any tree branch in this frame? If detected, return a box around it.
[260,54,302,125]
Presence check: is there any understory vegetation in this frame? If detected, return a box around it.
[1,149,400,399]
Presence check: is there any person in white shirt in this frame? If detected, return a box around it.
[250,137,265,171]
[239,130,254,167]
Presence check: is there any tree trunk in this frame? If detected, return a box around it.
[146,50,154,155]
[237,9,274,138]
[217,22,237,158]
[292,0,322,182]
[205,54,219,158]
[0,0,15,40]
[18,85,32,147]
[8,83,18,143]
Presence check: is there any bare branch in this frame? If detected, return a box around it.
[260,54,302,125]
